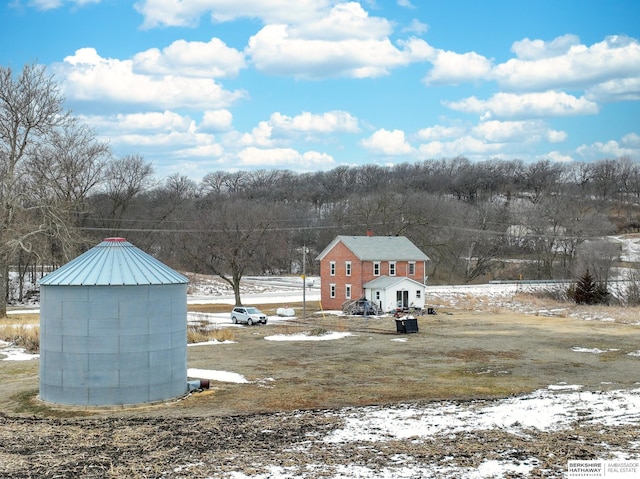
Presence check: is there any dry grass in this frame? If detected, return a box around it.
[512,291,567,309]
[187,322,236,343]
[0,314,40,353]
[443,348,522,361]
[0,325,40,353]
[1,313,39,325]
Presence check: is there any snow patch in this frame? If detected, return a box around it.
[572,346,620,354]
[187,368,249,384]
[264,332,353,342]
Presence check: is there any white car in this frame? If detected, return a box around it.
[231,306,268,325]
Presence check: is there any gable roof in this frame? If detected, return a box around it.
[316,235,429,262]
[39,237,189,286]
[363,275,426,290]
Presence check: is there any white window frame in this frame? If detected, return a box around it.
[329,261,336,276]
[345,261,351,276]
[373,261,381,276]
[416,290,421,299]
[330,283,336,298]
[345,284,352,300]
[408,261,416,275]
[389,261,396,276]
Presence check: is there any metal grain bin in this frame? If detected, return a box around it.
[38,237,189,406]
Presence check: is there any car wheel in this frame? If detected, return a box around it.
[232,316,237,324]
[247,318,253,326]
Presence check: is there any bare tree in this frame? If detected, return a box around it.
[524,160,564,204]
[182,197,277,306]
[26,118,110,255]
[98,154,155,233]
[0,63,69,316]
[574,239,621,287]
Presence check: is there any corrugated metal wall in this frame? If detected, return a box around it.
[39,238,188,406]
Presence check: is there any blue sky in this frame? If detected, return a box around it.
[2,0,639,181]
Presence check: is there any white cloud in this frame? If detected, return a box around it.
[445,91,599,120]
[134,0,331,29]
[82,110,193,132]
[134,1,433,79]
[23,0,83,9]
[493,35,640,92]
[270,110,360,134]
[233,110,359,150]
[26,0,63,8]
[414,119,569,161]
[240,121,276,147]
[288,2,392,41]
[622,132,640,148]
[472,120,567,144]
[175,143,225,158]
[246,25,433,79]
[103,130,209,148]
[132,38,246,78]
[510,34,581,60]
[360,129,414,155]
[56,48,246,109]
[544,151,574,163]
[237,146,335,169]
[201,110,233,131]
[20,0,101,9]
[424,50,492,85]
[576,138,640,160]
[416,125,465,141]
[545,129,568,143]
[78,111,222,157]
[586,77,640,102]
[417,136,504,159]
[397,0,415,8]
[402,18,428,35]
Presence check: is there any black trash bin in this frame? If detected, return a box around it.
[395,316,418,333]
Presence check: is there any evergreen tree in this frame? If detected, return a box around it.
[569,270,609,305]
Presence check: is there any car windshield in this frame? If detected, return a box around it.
[245,307,261,314]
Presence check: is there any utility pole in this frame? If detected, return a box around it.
[302,245,307,319]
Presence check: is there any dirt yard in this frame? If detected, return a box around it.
[1,296,639,478]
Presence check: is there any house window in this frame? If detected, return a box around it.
[416,290,421,298]
[375,291,380,300]
[389,261,396,276]
[373,262,380,276]
[345,261,351,276]
[330,283,336,298]
[330,261,336,276]
[408,262,416,275]
[345,284,352,300]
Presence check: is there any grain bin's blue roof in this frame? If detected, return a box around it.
[39,238,189,286]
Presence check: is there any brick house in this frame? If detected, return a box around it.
[316,234,430,312]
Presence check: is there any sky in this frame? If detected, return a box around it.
[2,0,640,182]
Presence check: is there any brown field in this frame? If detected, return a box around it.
[2,299,639,417]
[1,297,639,478]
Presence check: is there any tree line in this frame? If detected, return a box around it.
[2,63,639,314]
